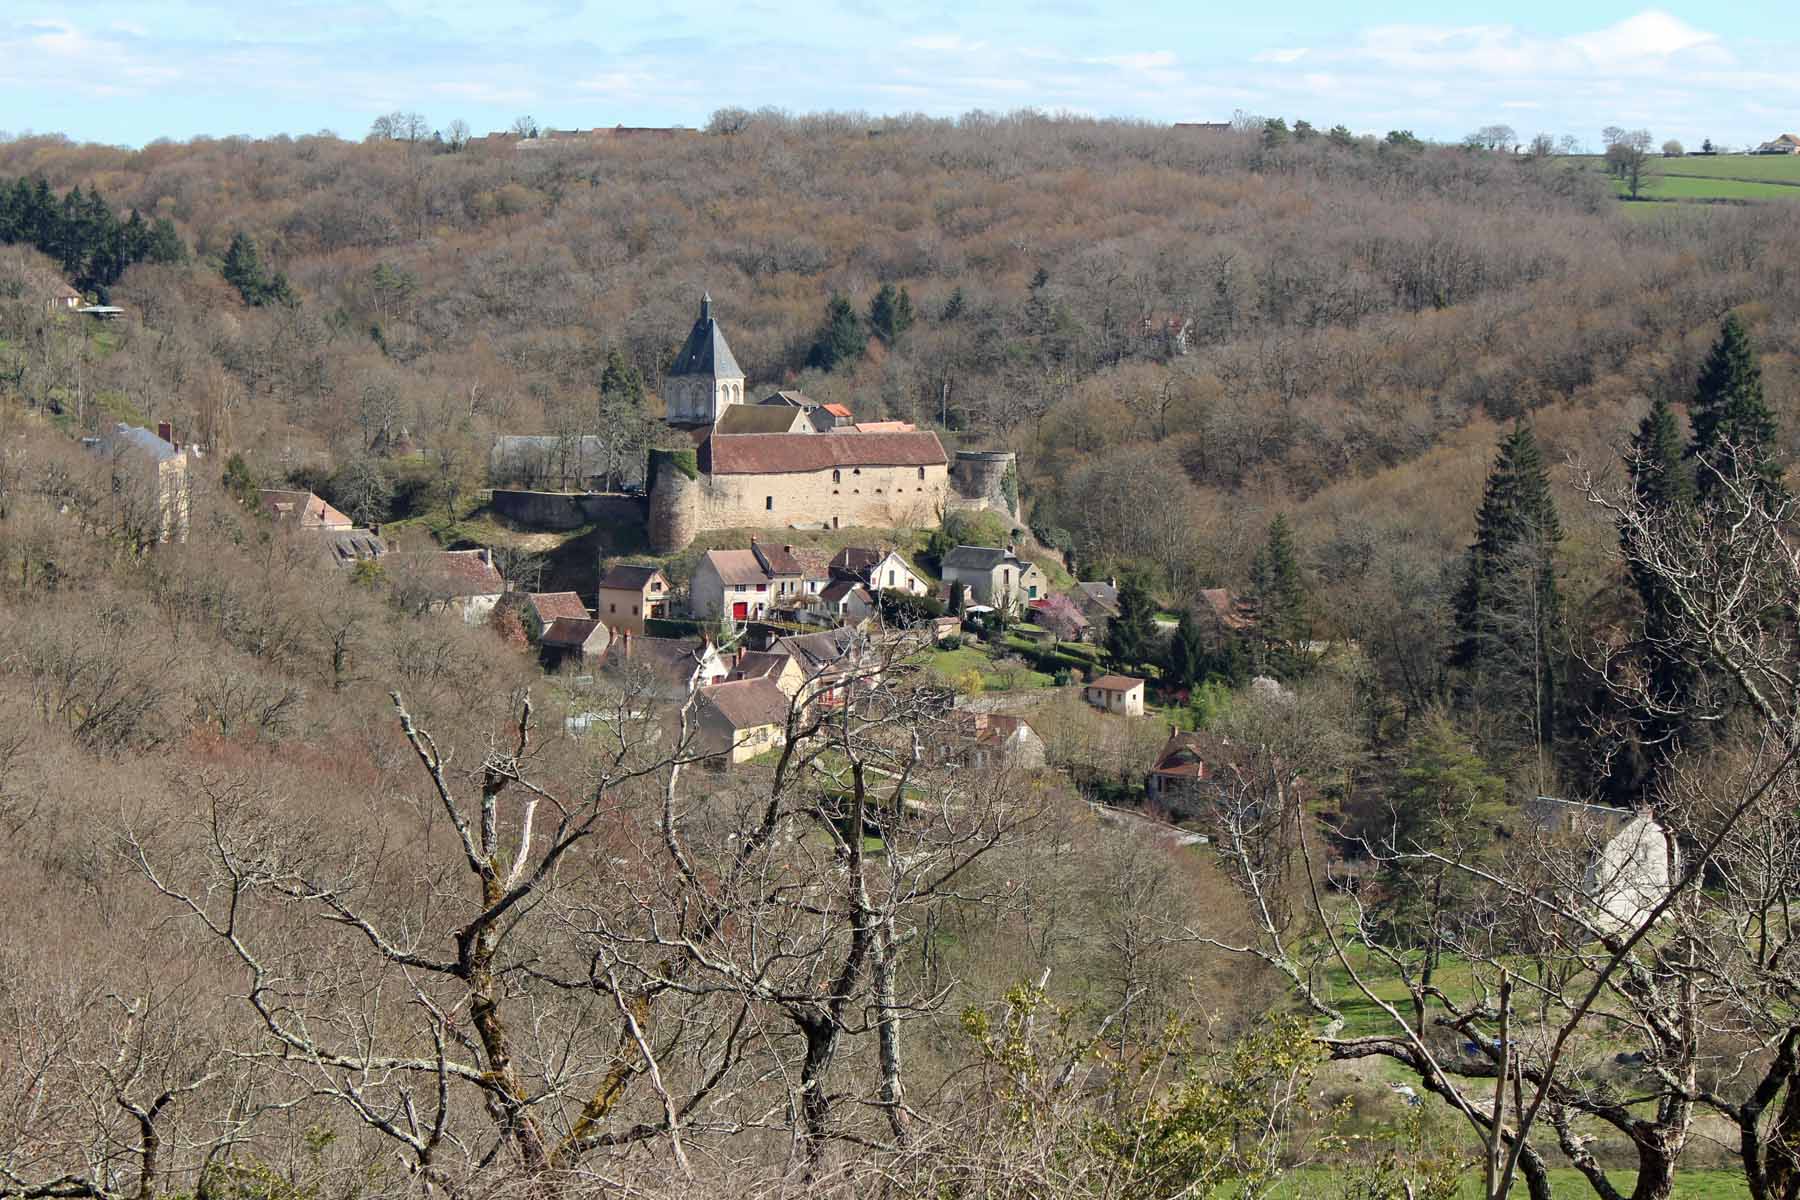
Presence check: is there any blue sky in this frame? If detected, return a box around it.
[1,3,1794,149]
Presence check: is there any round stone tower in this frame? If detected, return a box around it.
[647,447,701,553]
[951,450,1019,521]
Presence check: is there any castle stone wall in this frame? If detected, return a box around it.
[697,463,950,532]
[950,450,1018,521]
[491,489,648,532]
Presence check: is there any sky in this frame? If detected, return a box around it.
[0,2,1795,149]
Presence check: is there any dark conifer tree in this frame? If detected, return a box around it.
[1165,608,1206,690]
[1689,314,1784,505]
[1616,396,1701,786]
[1451,423,1564,761]
[806,293,866,371]
[1248,514,1309,671]
[1106,576,1158,669]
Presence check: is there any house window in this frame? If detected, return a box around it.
[632,605,640,615]
[832,469,841,483]
[887,571,895,586]
[765,496,773,510]
[1028,585,1037,599]
[918,466,925,479]
[853,468,861,476]
[609,603,616,613]
[756,583,767,592]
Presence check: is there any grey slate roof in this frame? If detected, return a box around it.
[97,423,180,463]
[598,563,665,591]
[669,294,743,380]
[942,545,1012,572]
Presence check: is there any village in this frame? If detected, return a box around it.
[75,290,1264,827]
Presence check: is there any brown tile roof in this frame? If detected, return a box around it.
[1087,674,1143,692]
[820,579,872,606]
[715,405,809,435]
[791,548,834,581]
[751,540,805,576]
[773,627,861,673]
[830,546,882,577]
[541,617,605,649]
[843,421,916,433]
[702,549,771,586]
[415,550,505,596]
[702,431,947,475]
[699,677,792,730]
[599,635,710,681]
[529,591,590,625]
[821,403,853,418]
[598,563,665,591]
[261,489,352,530]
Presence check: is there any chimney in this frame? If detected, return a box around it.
[479,546,493,568]
[1109,576,1117,590]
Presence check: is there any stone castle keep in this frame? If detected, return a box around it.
[493,294,1017,551]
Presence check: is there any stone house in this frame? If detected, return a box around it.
[416,549,507,623]
[940,712,1046,771]
[830,547,930,597]
[47,282,82,311]
[689,544,807,626]
[769,627,866,709]
[596,564,670,634]
[1145,728,1226,817]
[1084,674,1145,717]
[694,677,793,765]
[1069,579,1120,633]
[942,545,1048,614]
[86,422,191,544]
[819,579,876,622]
[539,617,609,669]
[758,390,851,432]
[525,591,590,639]
[725,648,808,697]
[595,632,728,703]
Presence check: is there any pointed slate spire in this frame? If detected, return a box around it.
[670,290,742,380]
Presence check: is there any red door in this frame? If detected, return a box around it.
[732,602,748,620]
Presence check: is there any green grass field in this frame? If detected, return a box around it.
[1576,151,1800,207]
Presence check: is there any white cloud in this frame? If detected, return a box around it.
[1253,48,1308,64]
[1096,51,1176,71]
[1567,10,1719,67]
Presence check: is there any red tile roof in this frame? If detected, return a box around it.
[418,550,505,596]
[1087,674,1143,692]
[528,591,590,625]
[702,431,946,475]
[751,540,805,576]
[821,403,853,418]
[703,549,772,587]
[597,564,666,592]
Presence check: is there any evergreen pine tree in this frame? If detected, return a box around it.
[806,293,866,371]
[1689,314,1784,505]
[1247,514,1309,671]
[940,286,966,322]
[222,232,267,304]
[1450,423,1564,765]
[599,348,645,406]
[1165,608,1206,690]
[1106,576,1159,669]
[1624,395,1701,775]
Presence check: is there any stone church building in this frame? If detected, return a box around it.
[664,293,746,426]
[619,293,1020,552]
